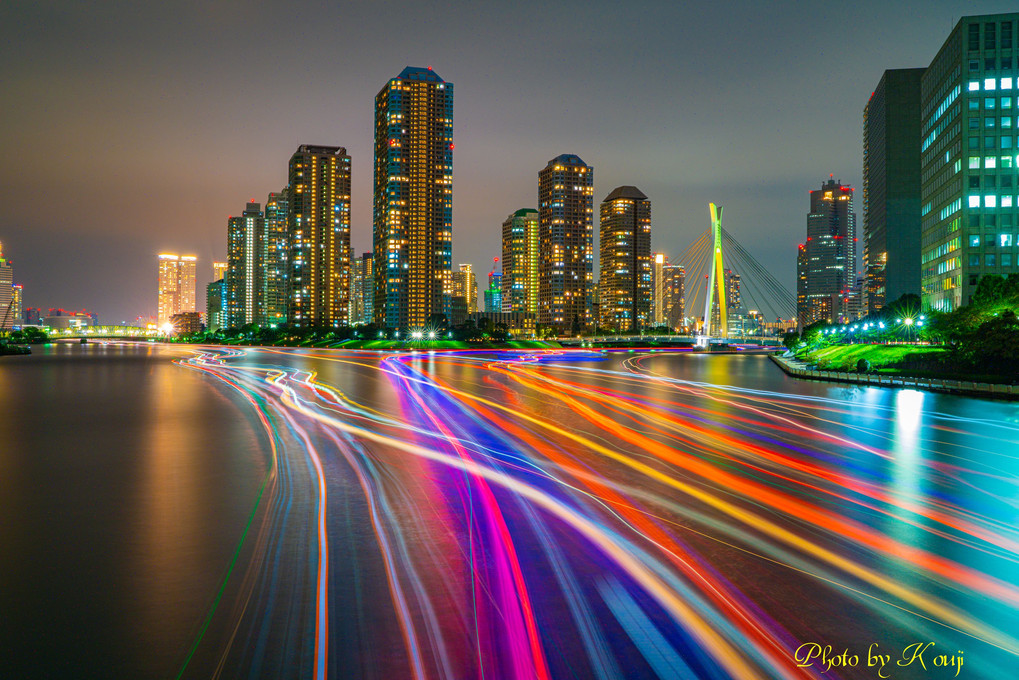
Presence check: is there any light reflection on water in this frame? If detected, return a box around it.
[0,344,1016,679]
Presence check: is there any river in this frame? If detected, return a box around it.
[1,342,1016,679]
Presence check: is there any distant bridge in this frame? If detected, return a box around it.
[559,335,784,348]
[47,325,160,340]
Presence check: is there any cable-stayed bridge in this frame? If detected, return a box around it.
[675,203,797,337]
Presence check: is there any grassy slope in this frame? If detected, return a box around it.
[799,344,947,371]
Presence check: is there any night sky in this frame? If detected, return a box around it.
[3,0,1015,323]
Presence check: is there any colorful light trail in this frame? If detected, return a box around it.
[173,347,1019,679]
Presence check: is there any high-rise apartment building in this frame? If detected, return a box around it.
[662,263,685,331]
[452,263,478,314]
[863,68,924,315]
[263,189,289,326]
[598,186,651,332]
[212,261,228,283]
[288,145,351,327]
[207,280,225,332]
[157,253,197,327]
[796,177,857,327]
[11,284,22,329]
[652,253,665,327]
[920,13,1019,311]
[359,252,374,325]
[538,154,594,332]
[373,66,454,329]
[501,208,539,315]
[226,201,265,328]
[0,242,13,330]
[179,256,196,315]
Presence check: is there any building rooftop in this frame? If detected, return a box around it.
[603,186,648,202]
[546,153,589,168]
[511,208,538,217]
[295,144,348,156]
[397,66,445,83]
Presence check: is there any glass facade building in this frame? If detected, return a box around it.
[373,67,454,329]
[921,13,1019,311]
[864,68,924,315]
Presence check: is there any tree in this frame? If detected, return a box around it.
[956,309,1019,378]
[782,331,799,350]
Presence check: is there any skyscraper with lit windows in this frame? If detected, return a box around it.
[863,68,924,315]
[921,13,1019,311]
[157,253,197,327]
[599,186,651,332]
[502,209,539,315]
[452,263,477,314]
[796,177,856,326]
[212,261,228,283]
[226,202,264,328]
[651,253,665,327]
[538,154,594,332]
[288,145,351,327]
[263,189,289,326]
[373,66,454,329]
[0,242,13,330]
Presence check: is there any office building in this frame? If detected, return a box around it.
[501,208,539,315]
[863,68,925,314]
[599,186,651,332]
[796,177,857,327]
[263,189,289,326]
[288,145,351,327]
[212,261,228,283]
[227,201,265,328]
[25,308,41,326]
[373,66,454,329]
[157,253,197,327]
[921,13,1019,311]
[452,263,478,315]
[538,154,594,331]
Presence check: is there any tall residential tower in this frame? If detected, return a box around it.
[226,201,264,328]
[599,186,651,332]
[538,154,594,332]
[288,145,351,327]
[373,66,454,329]
[501,208,539,315]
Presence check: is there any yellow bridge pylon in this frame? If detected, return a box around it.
[702,203,727,337]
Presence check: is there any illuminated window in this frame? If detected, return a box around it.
[970,234,981,247]
[969,81,981,91]
[985,78,997,91]
[985,195,997,208]
[969,156,981,168]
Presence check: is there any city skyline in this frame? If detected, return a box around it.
[3,1,1018,322]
